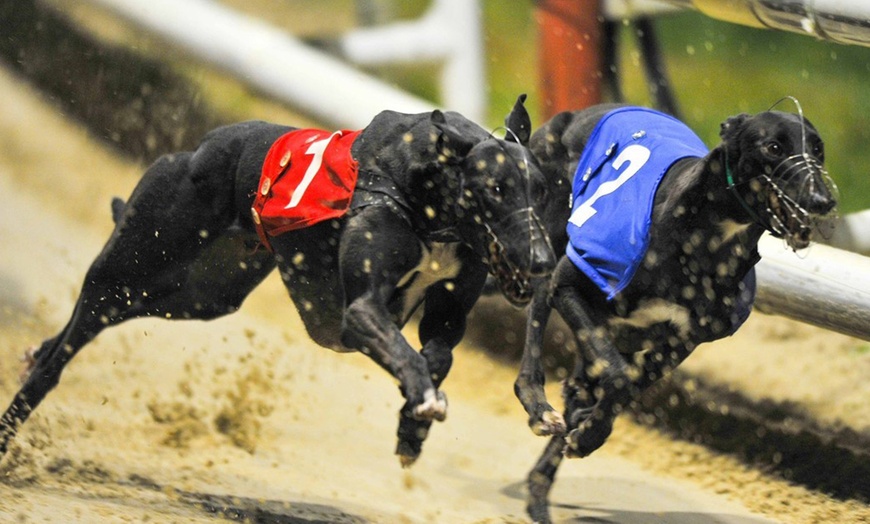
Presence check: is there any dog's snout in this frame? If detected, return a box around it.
[494,208,557,277]
[527,220,557,276]
[530,239,557,276]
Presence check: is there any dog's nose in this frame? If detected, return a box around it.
[529,230,557,276]
[806,190,836,215]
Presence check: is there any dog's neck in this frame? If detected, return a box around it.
[653,149,766,258]
[404,168,465,244]
[707,146,771,244]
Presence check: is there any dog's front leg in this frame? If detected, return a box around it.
[339,209,445,425]
[395,268,487,466]
[342,291,445,424]
[633,337,695,392]
[395,331,453,467]
[515,278,567,436]
[566,338,695,462]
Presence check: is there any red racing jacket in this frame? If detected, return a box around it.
[251,128,362,251]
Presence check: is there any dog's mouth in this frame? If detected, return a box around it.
[487,240,534,306]
[482,207,555,306]
[767,190,814,250]
[763,155,838,251]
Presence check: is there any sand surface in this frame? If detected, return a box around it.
[0,67,867,523]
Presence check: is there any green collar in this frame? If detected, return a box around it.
[724,151,769,230]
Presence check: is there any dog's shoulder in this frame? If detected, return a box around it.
[531,104,626,173]
[360,111,430,142]
[360,110,487,148]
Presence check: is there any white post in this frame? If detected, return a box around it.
[341,0,486,123]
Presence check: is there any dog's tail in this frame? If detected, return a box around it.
[111,197,126,224]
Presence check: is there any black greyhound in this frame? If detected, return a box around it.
[0,95,555,467]
[513,103,837,522]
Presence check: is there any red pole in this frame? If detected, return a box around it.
[535,0,603,120]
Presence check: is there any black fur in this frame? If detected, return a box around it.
[515,105,836,523]
[0,96,556,467]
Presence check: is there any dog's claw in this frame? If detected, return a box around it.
[18,346,38,385]
[413,389,447,422]
[396,435,422,468]
[531,410,567,436]
[399,453,418,468]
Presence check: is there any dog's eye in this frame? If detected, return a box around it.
[764,141,783,158]
[486,179,503,197]
[811,141,824,159]
[489,184,503,201]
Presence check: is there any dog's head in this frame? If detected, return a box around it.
[719,109,837,250]
[431,95,556,305]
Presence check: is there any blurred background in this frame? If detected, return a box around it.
[3,0,869,211]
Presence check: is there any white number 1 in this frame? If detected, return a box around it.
[285,132,340,209]
[568,144,651,228]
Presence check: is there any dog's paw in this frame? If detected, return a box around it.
[413,389,447,422]
[564,418,613,458]
[530,409,567,436]
[18,346,38,385]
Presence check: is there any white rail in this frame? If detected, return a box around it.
[825,210,870,255]
[84,0,436,130]
[756,235,870,341]
[611,0,870,48]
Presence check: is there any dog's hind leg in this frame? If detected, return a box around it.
[524,348,598,523]
[0,148,275,455]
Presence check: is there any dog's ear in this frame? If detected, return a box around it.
[430,110,476,161]
[504,93,531,146]
[719,113,750,143]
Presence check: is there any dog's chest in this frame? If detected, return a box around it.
[395,241,463,321]
[607,235,758,345]
[606,298,692,339]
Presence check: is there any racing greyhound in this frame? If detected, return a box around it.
[0,95,555,467]
[514,102,837,522]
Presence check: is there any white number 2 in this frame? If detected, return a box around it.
[284,132,340,209]
[568,144,651,228]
